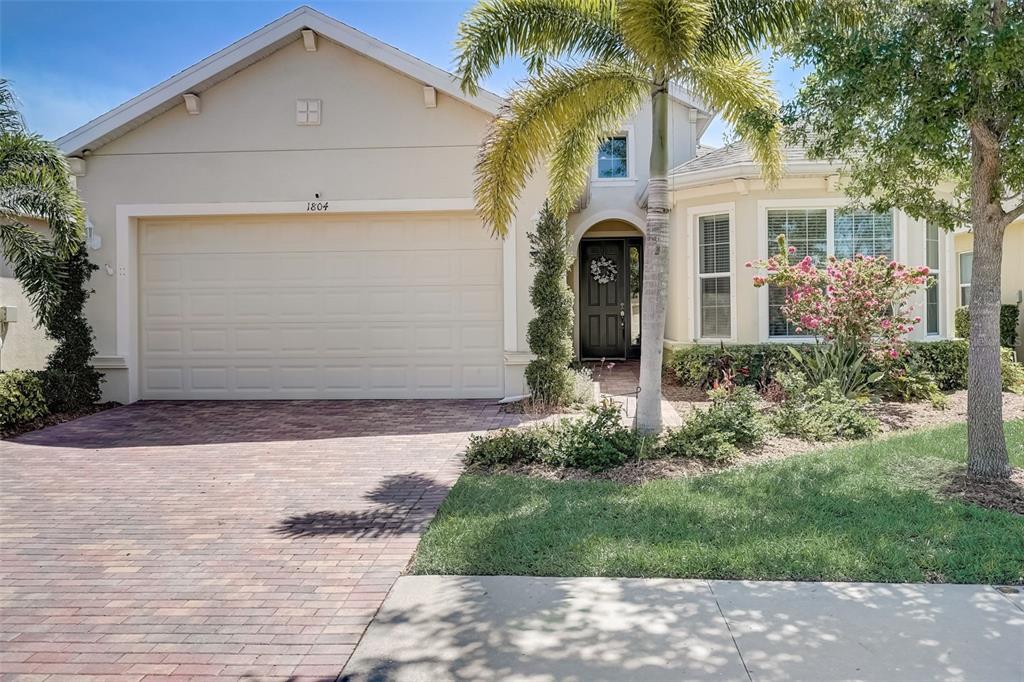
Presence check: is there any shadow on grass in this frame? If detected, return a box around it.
[413,423,1024,584]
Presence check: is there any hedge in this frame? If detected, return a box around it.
[668,339,1024,393]
[954,305,1020,348]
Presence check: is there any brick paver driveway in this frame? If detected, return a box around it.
[1,400,519,680]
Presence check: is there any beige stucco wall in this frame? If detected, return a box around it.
[666,177,953,347]
[71,35,548,401]
[0,218,56,371]
[953,219,1024,356]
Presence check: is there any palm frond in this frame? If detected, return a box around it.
[0,80,24,134]
[618,0,711,73]
[0,220,65,324]
[0,131,85,257]
[455,0,629,95]
[697,0,814,55]
[476,62,649,234]
[682,53,783,183]
[547,87,647,217]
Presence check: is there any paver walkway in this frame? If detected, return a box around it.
[0,401,527,680]
[588,360,682,427]
[342,576,1024,681]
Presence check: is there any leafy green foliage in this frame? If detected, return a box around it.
[877,364,947,408]
[660,387,768,461]
[954,305,1020,348]
[0,369,48,429]
[772,372,879,441]
[524,204,575,404]
[786,343,883,398]
[465,400,643,471]
[543,400,643,470]
[783,0,1024,231]
[41,246,102,412]
[465,427,554,466]
[669,343,807,389]
[1,80,86,325]
[456,0,800,234]
[415,421,1024,584]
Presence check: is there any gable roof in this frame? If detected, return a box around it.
[57,6,716,157]
[56,6,505,156]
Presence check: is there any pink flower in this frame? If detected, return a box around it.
[744,260,753,268]
[881,319,892,330]
[919,266,930,275]
[888,349,899,359]
[752,276,766,287]
[913,316,922,324]
[788,246,797,255]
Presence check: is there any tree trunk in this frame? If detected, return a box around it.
[636,83,670,434]
[966,123,1010,480]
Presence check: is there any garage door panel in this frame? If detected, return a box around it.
[139,214,503,399]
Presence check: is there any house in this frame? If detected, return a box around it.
[4,6,1020,402]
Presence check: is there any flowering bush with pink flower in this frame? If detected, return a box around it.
[748,235,931,362]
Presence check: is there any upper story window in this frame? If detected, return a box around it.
[765,207,894,338]
[597,135,629,179]
[959,251,973,306]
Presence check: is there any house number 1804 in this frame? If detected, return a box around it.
[306,201,329,212]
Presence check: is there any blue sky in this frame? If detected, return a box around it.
[2,0,804,146]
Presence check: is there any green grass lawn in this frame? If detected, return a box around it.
[413,420,1024,584]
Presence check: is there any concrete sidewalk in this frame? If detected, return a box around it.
[341,576,1024,682]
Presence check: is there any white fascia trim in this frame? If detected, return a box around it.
[57,7,502,155]
[669,161,838,189]
[686,202,737,344]
[113,197,480,403]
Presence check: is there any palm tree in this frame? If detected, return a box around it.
[456,0,807,432]
[0,79,85,327]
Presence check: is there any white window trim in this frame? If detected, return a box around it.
[592,124,637,186]
[756,199,901,343]
[687,202,737,343]
[958,250,973,308]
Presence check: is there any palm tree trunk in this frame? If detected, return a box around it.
[637,83,670,434]
[966,122,1010,479]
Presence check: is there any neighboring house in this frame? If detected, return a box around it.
[8,6,1014,403]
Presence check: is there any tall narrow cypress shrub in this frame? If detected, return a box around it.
[43,245,102,411]
[524,202,575,404]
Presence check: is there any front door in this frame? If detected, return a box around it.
[580,239,627,358]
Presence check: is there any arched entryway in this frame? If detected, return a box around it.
[574,219,644,359]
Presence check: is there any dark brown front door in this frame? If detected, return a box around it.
[580,239,627,358]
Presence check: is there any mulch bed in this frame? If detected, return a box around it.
[941,468,1024,516]
[1,402,120,440]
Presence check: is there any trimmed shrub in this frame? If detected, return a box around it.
[668,343,807,389]
[772,372,879,442]
[954,304,1020,348]
[543,400,642,470]
[43,246,102,412]
[877,364,947,407]
[660,387,768,461]
[907,340,969,390]
[465,427,552,466]
[465,401,642,471]
[0,370,49,429]
[524,203,575,404]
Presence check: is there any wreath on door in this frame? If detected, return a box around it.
[589,256,618,284]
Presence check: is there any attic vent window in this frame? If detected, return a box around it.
[296,99,321,125]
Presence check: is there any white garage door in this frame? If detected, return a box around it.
[139,213,503,399]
